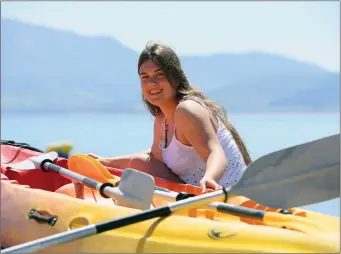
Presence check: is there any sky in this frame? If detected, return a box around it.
[1,1,340,72]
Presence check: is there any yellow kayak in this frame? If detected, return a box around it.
[1,143,340,253]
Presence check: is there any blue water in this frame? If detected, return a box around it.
[2,112,340,216]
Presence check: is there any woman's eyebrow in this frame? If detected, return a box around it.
[139,68,163,76]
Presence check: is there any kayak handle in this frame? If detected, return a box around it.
[28,209,58,226]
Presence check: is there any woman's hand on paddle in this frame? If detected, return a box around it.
[199,176,222,193]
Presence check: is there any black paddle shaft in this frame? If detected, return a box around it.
[96,187,230,233]
[96,206,172,233]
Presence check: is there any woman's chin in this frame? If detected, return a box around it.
[146,96,164,106]
[145,95,176,108]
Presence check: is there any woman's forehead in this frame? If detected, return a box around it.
[139,60,162,74]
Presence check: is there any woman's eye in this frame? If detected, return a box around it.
[156,73,164,77]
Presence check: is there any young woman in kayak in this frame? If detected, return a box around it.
[89,42,251,193]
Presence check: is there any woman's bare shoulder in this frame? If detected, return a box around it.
[175,100,209,121]
[174,100,219,133]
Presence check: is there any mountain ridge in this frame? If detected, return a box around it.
[2,18,339,113]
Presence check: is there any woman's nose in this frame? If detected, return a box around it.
[145,76,158,86]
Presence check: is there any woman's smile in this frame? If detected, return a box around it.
[149,89,163,96]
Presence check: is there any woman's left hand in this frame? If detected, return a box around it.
[199,176,222,193]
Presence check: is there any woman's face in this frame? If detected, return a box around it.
[139,60,176,107]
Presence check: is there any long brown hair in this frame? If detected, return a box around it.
[137,42,252,165]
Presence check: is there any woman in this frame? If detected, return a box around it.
[89,42,252,193]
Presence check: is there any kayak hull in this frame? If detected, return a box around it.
[2,180,339,253]
[1,144,340,253]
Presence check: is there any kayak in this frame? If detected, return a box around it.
[1,142,340,253]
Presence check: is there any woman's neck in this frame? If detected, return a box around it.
[159,100,178,123]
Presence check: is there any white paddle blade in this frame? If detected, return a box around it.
[234,134,340,208]
[6,152,58,171]
[113,168,155,210]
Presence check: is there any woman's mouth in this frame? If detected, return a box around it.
[149,89,162,95]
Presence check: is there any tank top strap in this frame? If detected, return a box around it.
[180,95,219,120]
[180,96,226,132]
[180,96,209,110]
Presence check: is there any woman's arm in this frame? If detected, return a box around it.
[174,100,227,190]
[88,117,159,169]
[88,149,151,169]
[90,115,161,168]
[88,115,184,183]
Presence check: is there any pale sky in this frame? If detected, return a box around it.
[2,1,340,72]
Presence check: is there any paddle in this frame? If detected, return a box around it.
[70,133,340,208]
[68,153,197,202]
[2,134,339,253]
[4,151,59,171]
[7,152,155,210]
[232,133,340,208]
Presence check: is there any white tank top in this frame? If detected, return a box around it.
[159,97,248,188]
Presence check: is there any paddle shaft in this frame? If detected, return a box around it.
[2,224,97,253]
[42,161,144,208]
[153,188,196,201]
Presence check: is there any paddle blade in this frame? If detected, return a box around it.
[6,152,58,171]
[115,168,155,210]
[233,134,340,208]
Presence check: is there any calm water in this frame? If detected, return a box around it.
[1,112,340,216]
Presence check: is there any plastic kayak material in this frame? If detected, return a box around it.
[1,143,340,253]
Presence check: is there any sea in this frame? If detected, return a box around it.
[1,112,340,217]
